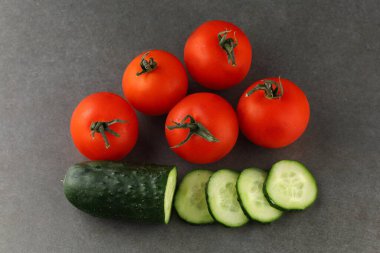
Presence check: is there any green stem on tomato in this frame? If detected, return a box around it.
[90,119,128,149]
[166,115,219,148]
[246,77,284,99]
[218,30,238,66]
[136,51,158,76]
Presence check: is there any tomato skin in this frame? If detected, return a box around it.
[70,92,138,160]
[184,20,252,90]
[237,78,310,148]
[122,50,188,116]
[165,92,239,164]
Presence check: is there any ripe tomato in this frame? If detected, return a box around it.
[122,50,188,116]
[70,92,138,160]
[165,92,239,164]
[184,20,252,90]
[237,77,310,148]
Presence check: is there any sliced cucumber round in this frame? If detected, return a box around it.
[174,170,214,224]
[237,168,283,223]
[264,160,318,211]
[206,169,249,227]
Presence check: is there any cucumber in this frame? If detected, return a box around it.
[174,170,214,224]
[206,169,249,227]
[264,160,318,211]
[237,168,283,223]
[63,161,177,224]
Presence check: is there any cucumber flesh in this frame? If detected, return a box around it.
[237,168,283,223]
[264,160,318,211]
[207,169,249,227]
[174,170,214,224]
[164,168,177,224]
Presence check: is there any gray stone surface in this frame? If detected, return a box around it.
[0,0,379,252]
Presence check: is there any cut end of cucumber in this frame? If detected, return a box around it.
[265,160,318,211]
[164,167,177,224]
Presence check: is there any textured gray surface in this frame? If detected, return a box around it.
[1,0,379,252]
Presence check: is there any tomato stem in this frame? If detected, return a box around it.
[136,51,157,76]
[246,77,284,99]
[218,30,238,66]
[166,115,219,148]
[90,119,128,149]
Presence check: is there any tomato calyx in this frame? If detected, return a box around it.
[90,119,128,149]
[166,115,219,148]
[218,30,238,66]
[136,52,158,76]
[246,78,284,99]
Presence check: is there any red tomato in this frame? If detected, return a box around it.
[70,92,138,160]
[165,92,238,164]
[184,20,252,90]
[122,50,188,115]
[237,77,310,148]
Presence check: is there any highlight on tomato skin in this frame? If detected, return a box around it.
[237,77,310,148]
[122,49,188,116]
[70,92,139,161]
[184,20,252,90]
[165,92,239,164]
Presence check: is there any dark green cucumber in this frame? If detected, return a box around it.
[63,161,177,224]
[174,170,214,225]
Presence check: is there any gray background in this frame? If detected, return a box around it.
[1,0,379,252]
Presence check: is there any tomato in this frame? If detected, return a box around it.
[184,20,252,90]
[237,77,310,148]
[165,92,239,164]
[70,92,138,160]
[122,50,188,115]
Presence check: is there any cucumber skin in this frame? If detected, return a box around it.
[263,160,318,211]
[236,172,283,223]
[175,170,214,225]
[206,169,249,228]
[63,161,176,223]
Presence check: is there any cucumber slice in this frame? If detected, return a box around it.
[174,170,214,224]
[206,169,249,227]
[264,160,318,211]
[237,168,283,223]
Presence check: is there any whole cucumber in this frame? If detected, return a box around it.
[63,161,177,224]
